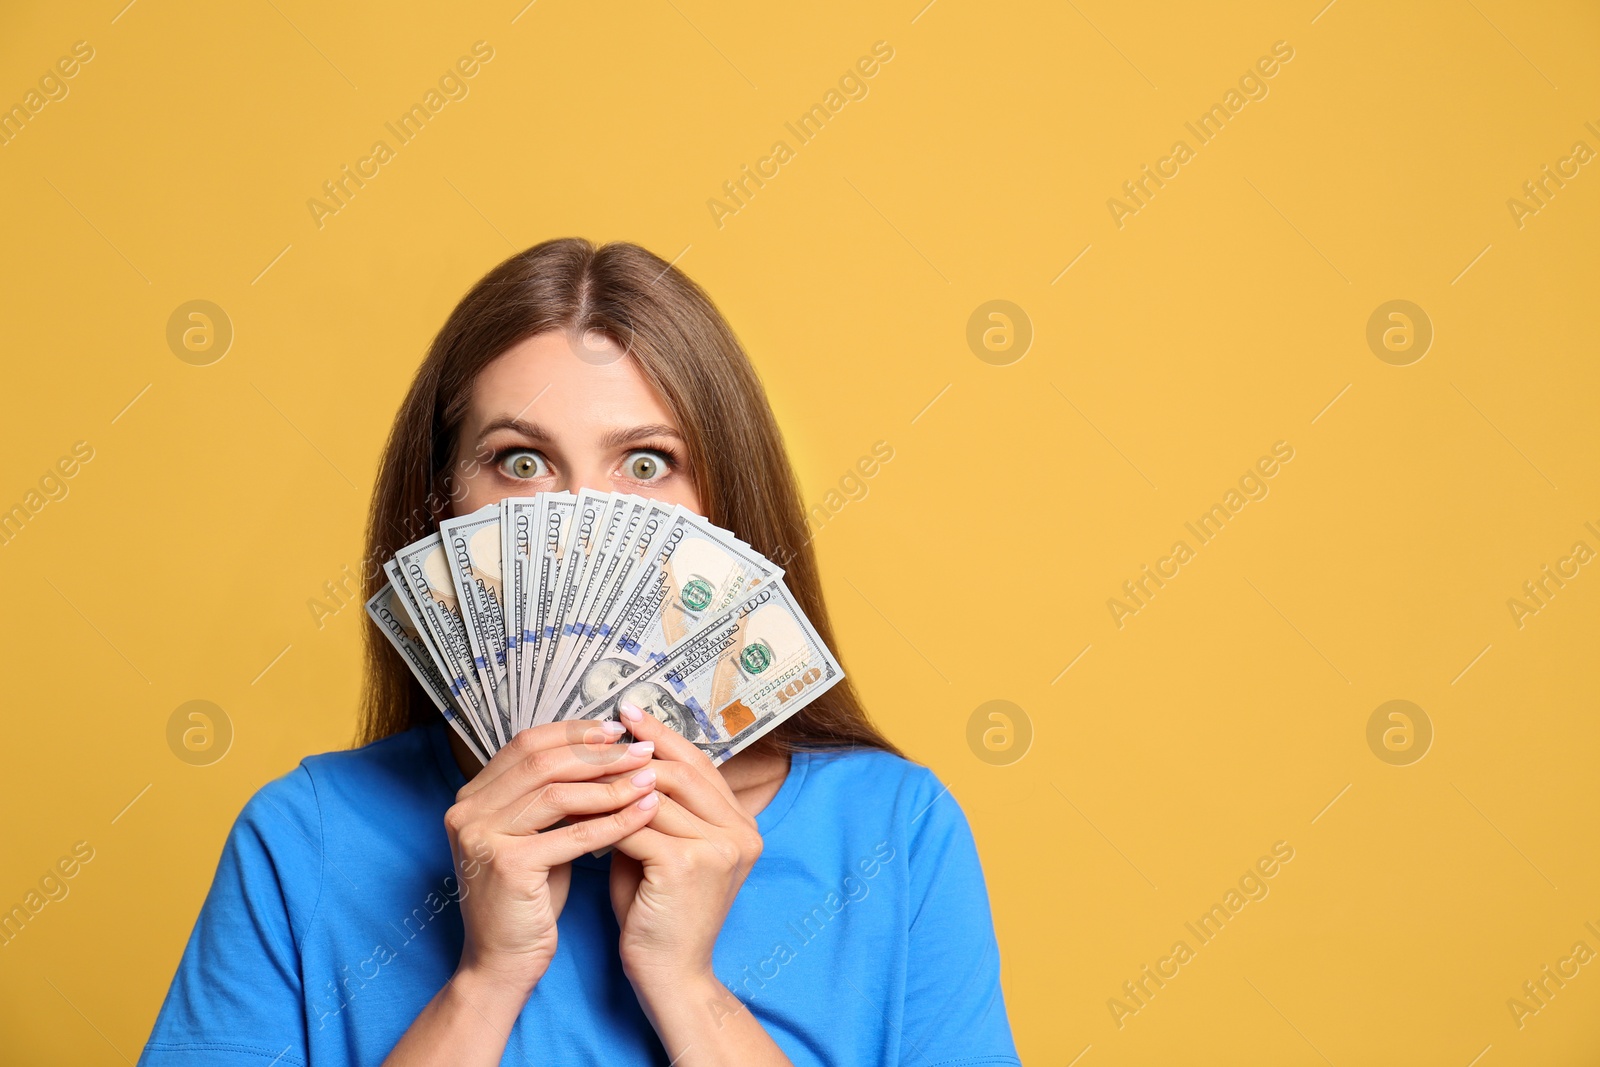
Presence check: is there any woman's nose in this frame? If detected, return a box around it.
[560,466,613,496]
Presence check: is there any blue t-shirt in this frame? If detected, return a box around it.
[139,720,1020,1066]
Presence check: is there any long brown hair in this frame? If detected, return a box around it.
[358,237,902,760]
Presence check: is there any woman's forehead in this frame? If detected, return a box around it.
[468,330,678,433]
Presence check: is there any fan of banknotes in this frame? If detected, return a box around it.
[365,491,843,767]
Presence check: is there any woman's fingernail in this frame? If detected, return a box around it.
[637,791,659,810]
[599,719,626,735]
[627,740,654,756]
[631,768,656,787]
[619,702,643,723]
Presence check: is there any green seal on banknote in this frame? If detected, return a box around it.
[681,576,714,611]
[740,641,773,674]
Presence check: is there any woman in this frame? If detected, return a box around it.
[140,239,1019,1066]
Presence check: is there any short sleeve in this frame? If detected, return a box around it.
[139,766,324,1066]
[899,771,1021,1067]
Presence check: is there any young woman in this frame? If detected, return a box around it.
[139,239,1019,1066]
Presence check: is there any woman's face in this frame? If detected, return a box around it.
[450,329,702,516]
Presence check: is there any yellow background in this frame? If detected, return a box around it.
[2,0,1597,1063]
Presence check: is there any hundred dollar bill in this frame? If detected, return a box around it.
[383,558,469,714]
[501,496,541,731]
[365,583,490,765]
[543,494,649,711]
[518,491,575,718]
[539,499,677,724]
[528,488,608,721]
[381,557,498,753]
[392,535,497,746]
[538,493,628,712]
[574,579,842,765]
[540,497,674,722]
[439,505,513,747]
[652,509,783,630]
[543,507,784,725]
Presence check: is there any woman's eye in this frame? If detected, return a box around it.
[623,450,670,482]
[499,450,546,480]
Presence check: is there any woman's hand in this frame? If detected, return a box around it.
[607,703,765,998]
[442,718,663,997]
[384,719,662,1065]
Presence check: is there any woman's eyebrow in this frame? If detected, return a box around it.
[476,419,683,449]
[477,416,553,443]
[599,424,683,448]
